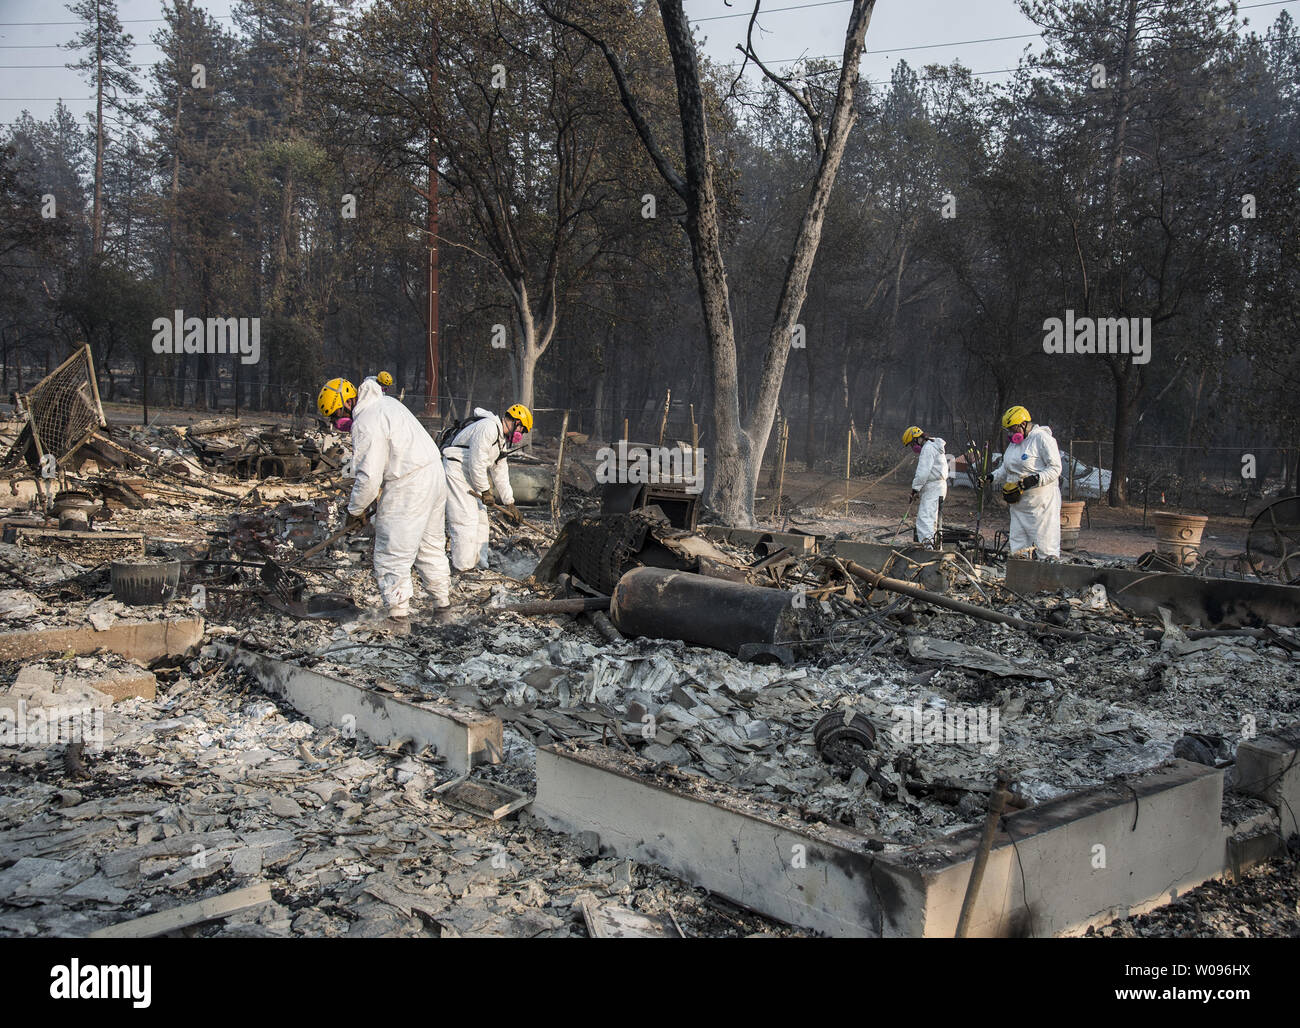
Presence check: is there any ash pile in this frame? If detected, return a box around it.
[2,356,1298,937]
[371,505,1298,850]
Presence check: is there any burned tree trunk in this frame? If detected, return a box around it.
[543,0,877,526]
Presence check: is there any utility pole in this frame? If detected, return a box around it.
[425,16,440,418]
[92,0,104,256]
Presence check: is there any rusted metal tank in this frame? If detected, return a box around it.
[609,566,810,654]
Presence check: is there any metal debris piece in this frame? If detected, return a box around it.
[432,775,532,820]
[1246,496,1300,584]
[4,344,106,472]
[51,490,98,531]
[579,897,684,938]
[1006,557,1300,628]
[1,523,145,561]
[906,636,1052,679]
[260,591,360,621]
[539,509,740,593]
[813,710,877,757]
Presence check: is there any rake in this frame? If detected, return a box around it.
[260,503,375,604]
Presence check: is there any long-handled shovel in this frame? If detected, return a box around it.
[885,496,917,543]
[261,502,375,603]
[482,494,557,541]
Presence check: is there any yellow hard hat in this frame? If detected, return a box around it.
[317,378,357,419]
[1001,405,1031,430]
[506,403,533,433]
[902,426,923,447]
[377,371,393,388]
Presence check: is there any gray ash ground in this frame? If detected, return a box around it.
[1086,854,1300,938]
[4,462,1299,936]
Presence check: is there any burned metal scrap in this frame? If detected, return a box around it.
[535,507,744,594]
[225,500,340,560]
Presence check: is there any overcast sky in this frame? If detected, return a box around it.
[1,0,1296,128]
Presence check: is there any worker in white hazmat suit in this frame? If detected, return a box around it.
[317,376,452,622]
[442,404,532,572]
[903,426,948,547]
[990,405,1062,559]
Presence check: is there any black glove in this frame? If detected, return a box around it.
[344,511,365,532]
[1020,473,1040,490]
[504,504,521,524]
[909,489,919,502]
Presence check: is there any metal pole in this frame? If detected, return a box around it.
[552,409,569,528]
[1097,440,1103,505]
[774,418,788,518]
[955,773,1010,938]
[844,420,853,517]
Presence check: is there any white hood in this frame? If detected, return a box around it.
[353,376,382,415]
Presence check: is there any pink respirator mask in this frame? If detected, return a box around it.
[1008,431,1025,445]
[911,443,923,454]
[334,416,353,433]
[509,428,524,446]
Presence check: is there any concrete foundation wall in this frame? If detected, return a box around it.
[895,760,1225,937]
[1235,722,1300,839]
[0,616,205,662]
[700,526,820,554]
[533,743,1250,937]
[533,742,922,937]
[1005,558,1300,627]
[218,645,501,774]
[829,540,947,569]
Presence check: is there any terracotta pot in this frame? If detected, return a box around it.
[1151,511,1209,566]
[1060,500,1086,551]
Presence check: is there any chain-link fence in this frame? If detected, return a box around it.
[51,367,1300,518]
[1124,443,1297,517]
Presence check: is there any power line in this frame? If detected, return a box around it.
[1,0,1293,33]
[689,0,1296,21]
[0,15,236,26]
[0,0,1292,79]
[0,43,167,49]
[735,0,1300,66]
[693,0,851,21]
[0,0,1214,30]
[0,65,1024,103]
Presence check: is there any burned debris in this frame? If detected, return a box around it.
[3,380,1300,939]
[2,350,1299,941]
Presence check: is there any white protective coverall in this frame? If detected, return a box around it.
[911,436,949,545]
[442,408,515,571]
[993,424,1063,558]
[347,377,450,615]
